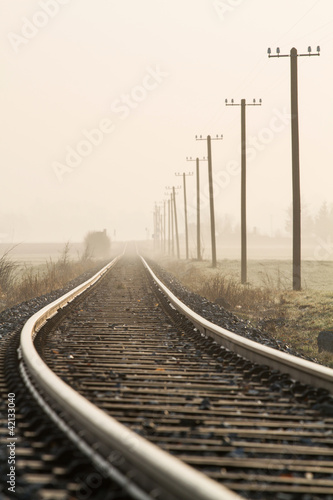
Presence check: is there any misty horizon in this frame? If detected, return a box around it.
[1,1,332,249]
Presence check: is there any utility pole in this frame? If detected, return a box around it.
[165,193,172,256]
[153,203,161,252]
[153,205,157,252]
[165,188,174,257]
[167,199,171,255]
[170,192,174,256]
[160,206,163,253]
[163,200,166,254]
[175,171,194,260]
[187,157,207,260]
[268,45,320,291]
[225,98,262,284]
[155,202,165,253]
[173,186,180,259]
[195,135,223,268]
[166,186,181,259]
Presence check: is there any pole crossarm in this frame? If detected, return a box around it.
[195,135,223,142]
[225,99,262,107]
[268,45,320,58]
[186,157,207,162]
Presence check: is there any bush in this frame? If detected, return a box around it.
[84,230,111,259]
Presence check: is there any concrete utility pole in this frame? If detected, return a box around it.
[268,45,320,291]
[225,98,262,284]
[195,135,223,268]
[187,157,207,261]
[175,171,193,260]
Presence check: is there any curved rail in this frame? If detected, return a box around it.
[19,254,242,500]
[140,256,333,393]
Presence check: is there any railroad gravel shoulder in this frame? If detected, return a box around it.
[144,257,317,363]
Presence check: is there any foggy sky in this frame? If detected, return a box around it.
[0,0,332,243]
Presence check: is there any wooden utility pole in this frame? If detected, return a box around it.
[207,136,217,267]
[173,186,180,259]
[226,98,262,284]
[268,45,320,290]
[196,159,200,260]
[195,135,223,268]
[187,156,207,261]
[167,199,171,255]
[290,48,301,292]
[175,171,193,260]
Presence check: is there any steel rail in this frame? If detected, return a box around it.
[19,254,242,500]
[140,256,333,393]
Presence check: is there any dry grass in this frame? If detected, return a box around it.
[160,258,333,368]
[263,290,333,367]
[0,243,95,312]
[0,247,18,306]
[163,260,278,311]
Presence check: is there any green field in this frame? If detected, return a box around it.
[170,258,333,291]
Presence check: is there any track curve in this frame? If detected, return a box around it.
[5,248,333,499]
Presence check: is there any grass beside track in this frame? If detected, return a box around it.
[0,244,96,312]
[157,258,333,368]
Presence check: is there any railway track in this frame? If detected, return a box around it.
[1,247,333,499]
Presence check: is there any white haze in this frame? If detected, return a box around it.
[0,0,332,245]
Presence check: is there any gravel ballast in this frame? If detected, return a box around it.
[0,257,318,365]
[0,262,108,343]
[145,257,318,364]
